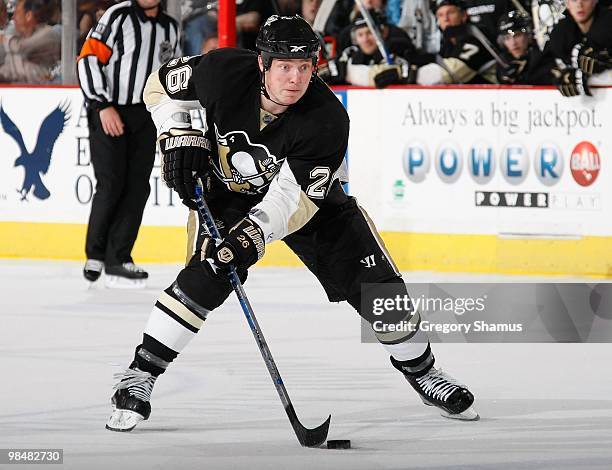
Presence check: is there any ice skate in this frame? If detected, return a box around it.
[106,366,156,432]
[83,259,104,282]
[105,262,148,289]
[392,358,479,421]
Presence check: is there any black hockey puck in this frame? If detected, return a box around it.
[327,439,351,449]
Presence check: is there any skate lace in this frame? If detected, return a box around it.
[85,259,103,271]
[122,262,145,273]
[113,368,156,402]
[416,368,463,402]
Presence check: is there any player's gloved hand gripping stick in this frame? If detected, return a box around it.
[193,185,331,447]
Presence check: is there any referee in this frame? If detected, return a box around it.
[77,0,180,287]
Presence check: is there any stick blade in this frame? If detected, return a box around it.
[296,414,331,448]
[286,404,331,447]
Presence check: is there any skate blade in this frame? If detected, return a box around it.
[106,409,145,432]
[420,398,480,421]
[105,276,146,289]
[440,405,480,421]
[86,280,100,290]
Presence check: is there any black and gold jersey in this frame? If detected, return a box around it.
[145,48,350,243]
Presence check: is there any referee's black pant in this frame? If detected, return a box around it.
[85,104,156,266]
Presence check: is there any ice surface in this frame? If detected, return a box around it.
[1,261,611,469]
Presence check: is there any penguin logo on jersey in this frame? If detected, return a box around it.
[213,125,284,194]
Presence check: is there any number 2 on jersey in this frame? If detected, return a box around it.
[306,166,331,199]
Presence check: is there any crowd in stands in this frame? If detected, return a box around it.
[0,0,610,98]
[180,0,612,96]
[0,0,61,83]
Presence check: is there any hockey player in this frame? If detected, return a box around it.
[464,0,511,42]
[417,0,499,84]
[496,10,555,84]
[105,15,478,433]
[548,0,612,96]
[319,12,418,88]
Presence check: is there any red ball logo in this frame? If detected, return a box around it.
[570,141,600,187]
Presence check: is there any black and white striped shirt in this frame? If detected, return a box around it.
[77,0,180,109]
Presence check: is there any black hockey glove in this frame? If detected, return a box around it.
[205,217,265,274]
[497,60,527,85]
[318,58,344,85]
[158,128,211,205]
[551,67,592,97]
[372,61,417,89]
[572,43,612,75]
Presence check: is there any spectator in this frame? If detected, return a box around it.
[0,0,60,83]
[77,0,181,287]
[182,0,217,56]
[277,0,301,15]
[0,0,9,32]
[319,11,417,87]
[78,1,114,51]
[322,0,353,36]
[532,0,567,50]
[416,0,498,84]
[548,0,612,97]
[201,34,218,53]
[336,0,391,51]
[236,0,274,50]
[397,0,441,53]
[496,10,554,84]
[464,0,510,41]
[301,0,321,25]
[182,0,273,53]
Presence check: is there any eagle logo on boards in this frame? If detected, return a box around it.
[213,125,284,194]
[0,102,70,201]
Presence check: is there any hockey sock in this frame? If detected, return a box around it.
[138,282,211,374]
[133,336,178,377]
[388,342,435,378]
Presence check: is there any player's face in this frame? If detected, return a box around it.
[355,27,378,55]
[566,0,597,24]
[436,5,467,31]
[265,58,314,105]
[503,32,530,59]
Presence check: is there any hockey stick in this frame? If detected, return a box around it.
[467,24,510,69]
[510,0,530,17]
[354,0,392,64]
[193,186,331,448]
[313,0,337,34]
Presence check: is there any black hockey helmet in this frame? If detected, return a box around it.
[498,10,533,37]
[430,0,467,13]
[256,15,320,70]
[351,9,387,31]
